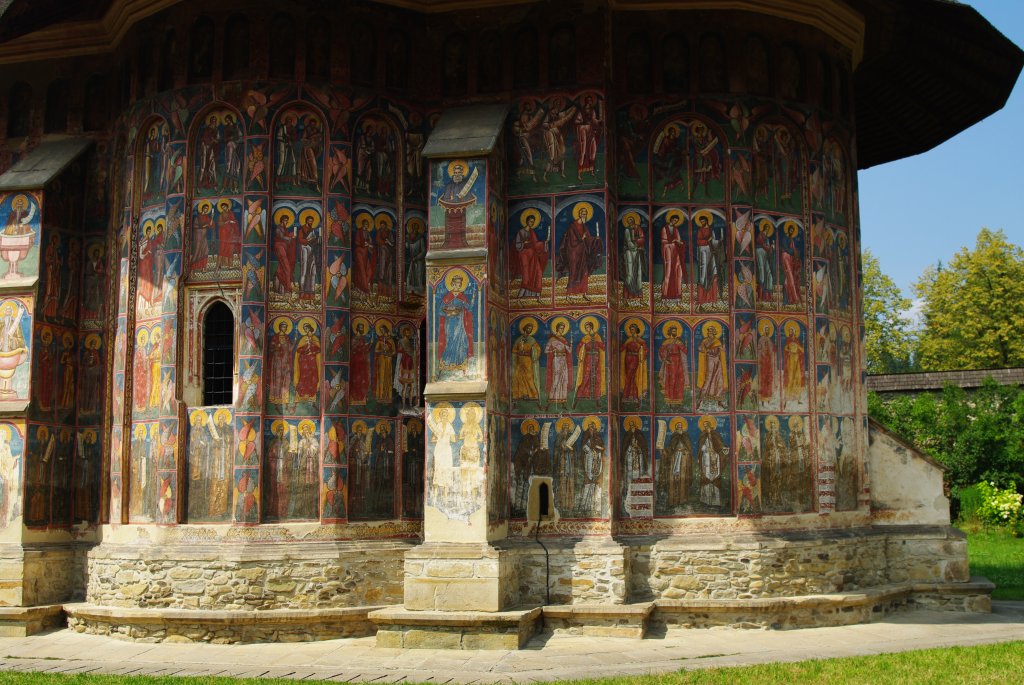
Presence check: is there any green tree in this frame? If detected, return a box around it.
[914,229,1024,371]
[861,249,917,373]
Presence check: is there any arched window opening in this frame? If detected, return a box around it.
[698,34,727,92]
[661,34,689,92]
[223,14,251,80]
[386,31,409,92]
[269,14,297,79]
[625,33,651,94]
[188,16,215,83]
[159,29,176,91]
[7,82,32,138]
[548,24,576,86]
[44,79,69,133]
[351,22,376,86]
[477,31,503,94]
[203,301,235,406]
[442,34,468,97]
[306,17,331,82]
[513,27,538,90]
[746,35,770,95]
[83,75,109,131]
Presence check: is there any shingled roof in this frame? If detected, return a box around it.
[867,368,1024,394]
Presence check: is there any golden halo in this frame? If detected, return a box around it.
[690,120,708,135]
[784,321,800,338]
[669,417,688,433]
[189,410,207,426]
[518,316,539,334]
[583,416,602,432]
[549,316,570,333]
[327,423,339,441]
[520,208,541,227]
[38,425,50,441]
[572,201,594,222]
[521,418,540,434]
[271,317,293,335]
[214,408,232,425]
[702,321,722,338]
[579,316,601,333]
[693,209,714,227]
[661,320,683,337]
[218,200,231,213]
[460,402,482,424]
[447,159,470,178]
[837,231,848,247]
[273,207,295,226]
[297,317,319,335]
[620,211,642,227]
[375,213,394,230]
[663,208,685,227]
[11,194,29,210]
[407,418,423,433]
[375,319,392,337]
[764,415,780,431]
[759,319,775,337]
[698,415,718,431]
[444,268,469,293]
[136,328,149,346]
[40,326,52,343]
[298,208,321,228]
[841,325,852,342]
[204,112,221,127]
[150,326,162,341]
[827,323,837,340]
[556,417,574,433]
[352,316,371,333]
[155,218,166,234]
[406,216,425,234]
[142,219,155,237]
[354,211,373,228]
[298,419,316,435]
[150,423,161,438]
[784,220,800,238]
[61,332,74,348]
[0,301,19,317]
[198,200,213,214]
[623,317,646,335]
[374,420,391,434]
[270,419,289,436]
[351,419,368,434]
[624,416,642,431]
[83,428,97,443]
[788,415,804,432]
[759,218,775,236]
[432,402,454,424]
[0,425,10,441]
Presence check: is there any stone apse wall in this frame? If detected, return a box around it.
[0,0,917,616]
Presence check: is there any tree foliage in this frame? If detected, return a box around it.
[861,249,917,373]
[868,379,1024,512]
[913,229,1024,371]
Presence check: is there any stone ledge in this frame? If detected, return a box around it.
[370,606,542,649]
[0,604,65,637]
[542,602,653,638]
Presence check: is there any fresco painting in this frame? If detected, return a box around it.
[508,200,552,307]
[429,266,482,383]
[760,414,813,514]
[0,421,24,527]
[654,415,731,516]
[402,417,425,519]
[348,418,396,520]
[193,108,245,197]
[752,123,802,213]
[426,402,485,522]
[352,114,399,203]
[0,192,41,284]
[265,315,321,417]
[186,407,234,522]
[263,418,320,521]
[487,414,509,524]
[617,208,649,310]
[268,201,322,311]
[690,209,729,312]
[651,118,725,203]
[273,108,325,197]
[553,194,605,305]
[620,415,653,519]
[0,298,31,405]
[619,318,650,412]
[403,213,427,299]
[351,206,398,313]
[430,158,486,250]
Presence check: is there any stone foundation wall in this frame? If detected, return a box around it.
[512,540,628,605]
[884,528,970,584]
[0,544,89,607]
[86,541,411,610]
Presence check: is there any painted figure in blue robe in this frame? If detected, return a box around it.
[438,271,474,375]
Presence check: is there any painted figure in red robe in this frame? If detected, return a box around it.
[293,321,321,407]
[514,209,547,298]
[557,203,602,298]
[352,214,375,294]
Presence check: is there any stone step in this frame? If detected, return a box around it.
[541,602,654,638]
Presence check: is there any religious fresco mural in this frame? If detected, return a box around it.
[508,200,552,307]
[426,402,485,522]
[487,413,509,525]
[429,158,486,250]
[508,92,605,196]
[0,297,31,406]
[510,414,607,520]
[0,191,41,285]
[509,313,608,415]
[268,201,322,311]
[189,198,242,282]
[760,414,814,514]
[263,418,320,521]
[265,315,321,417]
[401,417,425,519]
[193,108,245,197]
[186,407,234,522]
[650,118,726,204]
[616,208,649,310]
[351,206,398,312]
[428,266,483,383]
[653,415,731,516]
[128,421,159,522]
[352,114,400,203]
[553,194,606,305]
[403,213,427,299]
[273,107,325,197]
[619,318,651,413]
[348,417,396,520]
[0,421,24,527]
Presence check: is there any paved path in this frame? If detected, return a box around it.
[1,602,1023,683]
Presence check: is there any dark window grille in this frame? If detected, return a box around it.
[203,302,234,406]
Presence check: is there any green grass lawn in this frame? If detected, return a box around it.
[962,525,1024,600]
[0,642,1023,684]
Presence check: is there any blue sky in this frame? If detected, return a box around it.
[858,0,1024,295]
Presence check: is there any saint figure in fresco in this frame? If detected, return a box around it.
[216,201,240,269]
[781,222,802,305]
[544,318,572,412]
[541,100,575,182]
[404,219,427,296]
[438,271,474,375]
[557,202,602,299]
[373,322,396,403]
[192,201,215,272]
[757,320,775,403]
[574,95,602,180]
[296,213,321,300]
[299,116,323,192]
[761,415,785,510]
[622,417,649,482]
[578,418,604,513]
[296,422,320,516]
[514,209,547,298]
[513,419,545,514]
[695,322,727,409]
[42,235,61,319]
[292,321,321,408]
[58,335,76,410]
[620,321,648,407]
[690,121,721,197]
[553,418,577,513]
[80,336,103,416]
[697,416,726,508]
[619,212,645,301]
[272,212,296,295]
[786,415,810,511]
[265,421,289,518]
[755,220,775,302]
[511,319,541,404]
[660,418,692,508]
[276,114,299,185]
[374,216,395,298]
[782,322,806,410]
[658,323,688,407]
[396,325,418,410]
[573,318,606,408]
[349,321,372,406]
[659,211,687,301]
[267,320,292,406]
[694,212,719,304]
[352,213,375,295]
